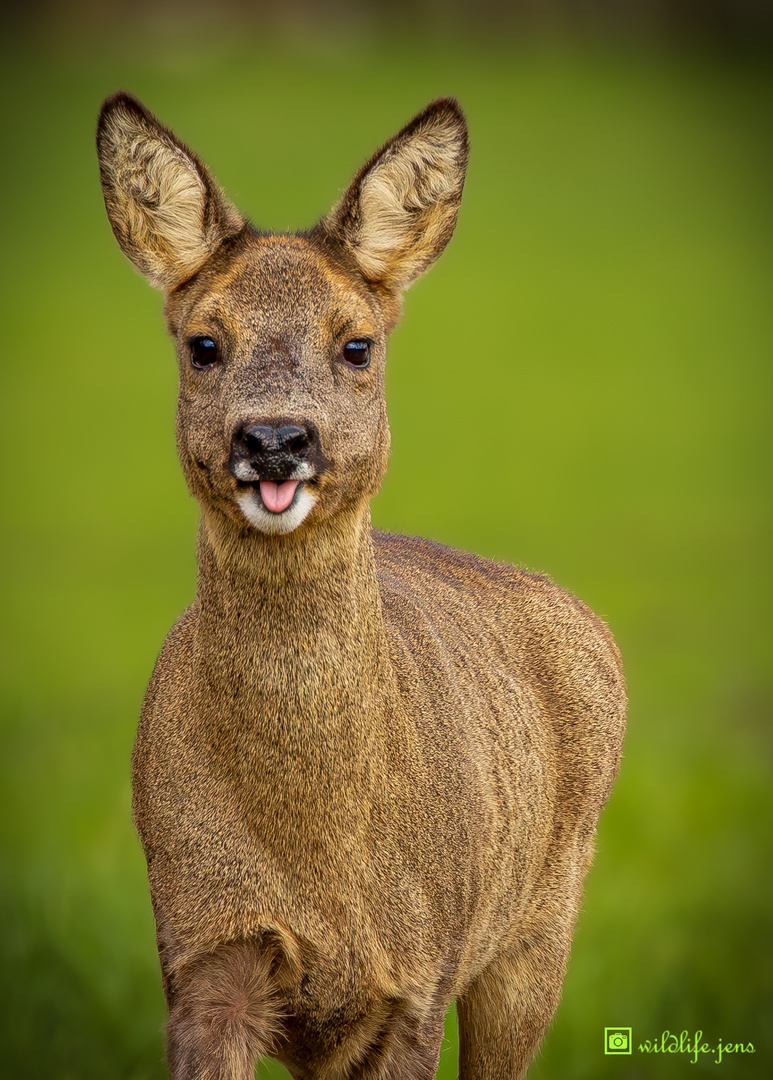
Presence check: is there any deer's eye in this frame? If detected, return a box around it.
[342,340,371,369]
[190,337,218,369]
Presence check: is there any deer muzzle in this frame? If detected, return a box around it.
[228,418,326,527]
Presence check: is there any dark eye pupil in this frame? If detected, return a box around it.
[343,340,371,368]
[190,337,218,368]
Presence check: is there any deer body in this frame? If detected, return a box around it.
[98,95,625,1080]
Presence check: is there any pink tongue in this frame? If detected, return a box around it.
[259,479,299,513]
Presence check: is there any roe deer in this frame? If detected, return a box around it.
[97,92,626,1080]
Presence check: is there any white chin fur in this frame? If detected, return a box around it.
[236,485,317,535]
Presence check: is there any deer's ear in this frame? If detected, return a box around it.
[97,93,245,291]
[321,98,468,292]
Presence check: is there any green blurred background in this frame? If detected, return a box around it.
[1,2,771,1077]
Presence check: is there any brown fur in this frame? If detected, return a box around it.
[97,93,626,1079]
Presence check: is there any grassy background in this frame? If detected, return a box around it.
[1,18,771,1080]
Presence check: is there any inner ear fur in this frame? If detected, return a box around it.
[97,92,245,291]
[320,98,469,292]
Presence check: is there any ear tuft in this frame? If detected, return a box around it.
[321,98,469,291]
[97,93,245,291]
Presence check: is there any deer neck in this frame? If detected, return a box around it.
[194,502,392,732]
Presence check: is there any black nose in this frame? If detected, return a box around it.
[230,418,322,480]
[241,424,311,457]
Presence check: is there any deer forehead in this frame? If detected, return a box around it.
[167,235,386,345]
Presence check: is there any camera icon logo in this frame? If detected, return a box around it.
[604,1027,632,1055]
